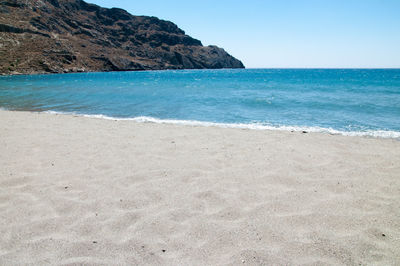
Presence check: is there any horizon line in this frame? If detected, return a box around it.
[245,67,400,70]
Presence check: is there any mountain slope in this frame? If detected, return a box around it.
[0,0,244,74]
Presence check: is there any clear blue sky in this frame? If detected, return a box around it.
[87,0,400,68]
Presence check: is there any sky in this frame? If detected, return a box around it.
[87,0,400,68]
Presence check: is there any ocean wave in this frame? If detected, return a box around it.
[41,110,400,139]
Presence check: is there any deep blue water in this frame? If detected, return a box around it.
[1,69,400,138]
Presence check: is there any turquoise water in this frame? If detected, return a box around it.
[1,69,400,138]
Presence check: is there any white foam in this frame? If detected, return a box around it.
[40,111,400,140]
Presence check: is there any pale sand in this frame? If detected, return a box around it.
[0,110,399,265]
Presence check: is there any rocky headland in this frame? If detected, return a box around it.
[0,0,244,74]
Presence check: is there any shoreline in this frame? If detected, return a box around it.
[1,109,399,264]
[2,109,400,140]
[0,68,174,76]
[0,67,246,77]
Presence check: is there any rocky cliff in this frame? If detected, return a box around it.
[0,0,244,74]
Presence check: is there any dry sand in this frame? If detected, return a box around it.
[0,110,399,265]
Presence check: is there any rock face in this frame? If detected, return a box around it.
[0,0,244,74]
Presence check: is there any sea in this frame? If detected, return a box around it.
[1,69,399,139]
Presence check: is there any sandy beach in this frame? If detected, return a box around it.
[0,110,399,265]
